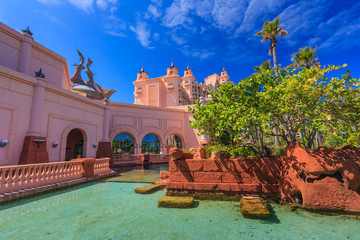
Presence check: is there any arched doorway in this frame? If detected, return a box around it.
[65,129,84,161]
[166,134,183,153]
[141,134,160,154]
[112,133,134,154]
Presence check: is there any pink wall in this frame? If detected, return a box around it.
[0,22,201,166]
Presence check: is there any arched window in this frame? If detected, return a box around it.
[141,134,160,154]
[112,133,134,154]
[166,134,182,152]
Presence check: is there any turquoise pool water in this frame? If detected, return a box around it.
[0,166,359,240]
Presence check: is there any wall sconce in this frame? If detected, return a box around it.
[93,143,98,148]
[0,139,8,147]
[53,141,59,148]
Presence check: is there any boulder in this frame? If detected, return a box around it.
[134,184,165,194]
[279,141,360,211]
[189,147,206,159]
[169,147,193,160]
[240,197,270,219]
[155,170,170,184]
[210,151,230,160]
[158,196,194,208]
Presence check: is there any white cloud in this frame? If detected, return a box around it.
[171,33,186,45]
[130,21,152,48]
[153,32,160,41]
[96,0,117,10]
[39,0,117,12]
[162,0,194,27]
[67,0,94,12]
[37,0,61,4]
[145,4,163,19]
[106,31,127,37]
[180,45,215,59]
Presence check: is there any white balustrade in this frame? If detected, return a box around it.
[0,161,83,194]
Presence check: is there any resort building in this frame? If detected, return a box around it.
[0,23,209,166]
[134,62,230,107]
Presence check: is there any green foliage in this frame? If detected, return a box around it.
[347,134,360,147]
[291,46,319,69]
[254,60,271,74]
[190,64,360,154]
[204,145,253,158]
[324,135,346,149]
[184,147,190,153]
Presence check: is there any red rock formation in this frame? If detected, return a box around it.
[189,147,206,159]
[279,142,360,211]
[155,170,170,184]
[169,147,193,160]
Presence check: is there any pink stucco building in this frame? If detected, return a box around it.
[0,23,206,166]
[134,62,230,107]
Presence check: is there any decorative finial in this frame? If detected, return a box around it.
[22,26,33,36]
[186,65,190,70]
[170,58,175,68]
[222,66,225,72]
[139,65,148,74]
[35,68,45,78]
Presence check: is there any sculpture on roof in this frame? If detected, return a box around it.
[70,50,116,101]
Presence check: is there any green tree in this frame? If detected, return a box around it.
[254,60,271,74]
[256,16,288,70]
[190,72,273,157]
[291,46,319,69]
[256,16,287,146]
[264,64,360,148]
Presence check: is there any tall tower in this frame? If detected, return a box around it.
[133,66,149,105]
[219,67,230,84]
[182,65,196,103]
[163,60,182,107]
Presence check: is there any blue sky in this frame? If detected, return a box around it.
[1,0,359,103]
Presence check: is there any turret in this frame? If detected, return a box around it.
[219,67,229,84]
[133,66,148,105]
[136,65,149,81]
[164,60,182,106]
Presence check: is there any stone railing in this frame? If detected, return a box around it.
[94,158,111,175]
[0,161,83,194]
[112,154,142,165]
[149,154,170,162]
[0,158,112,195]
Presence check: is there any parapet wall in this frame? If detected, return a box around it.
[166,144,360,212]
[167,157,281,196]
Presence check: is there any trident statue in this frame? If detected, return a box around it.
[70,50,116,101]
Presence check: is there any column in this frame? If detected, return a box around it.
[27,77,46,136]
[18,31,33,75]
[19,73,49,164]
[102,102,110,141]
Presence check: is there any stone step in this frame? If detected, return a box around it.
[240,197,270,219]
[134,184,165,194]
[158,196,194,208]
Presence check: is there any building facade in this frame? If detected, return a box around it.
[134,62,230,107]
[0,23,202,166]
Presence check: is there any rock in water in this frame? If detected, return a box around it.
[158,196,194,208]
[240,197,270,219]
[134,184,164,194]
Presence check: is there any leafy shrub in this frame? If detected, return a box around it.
[205,145,253,158]
[324,135,346,149]
[346,134,360,147]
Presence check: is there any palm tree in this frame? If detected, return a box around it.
[254,60,271,74]
[291,47,319,69]
[256,16,288,71]
[257,16,287,147]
